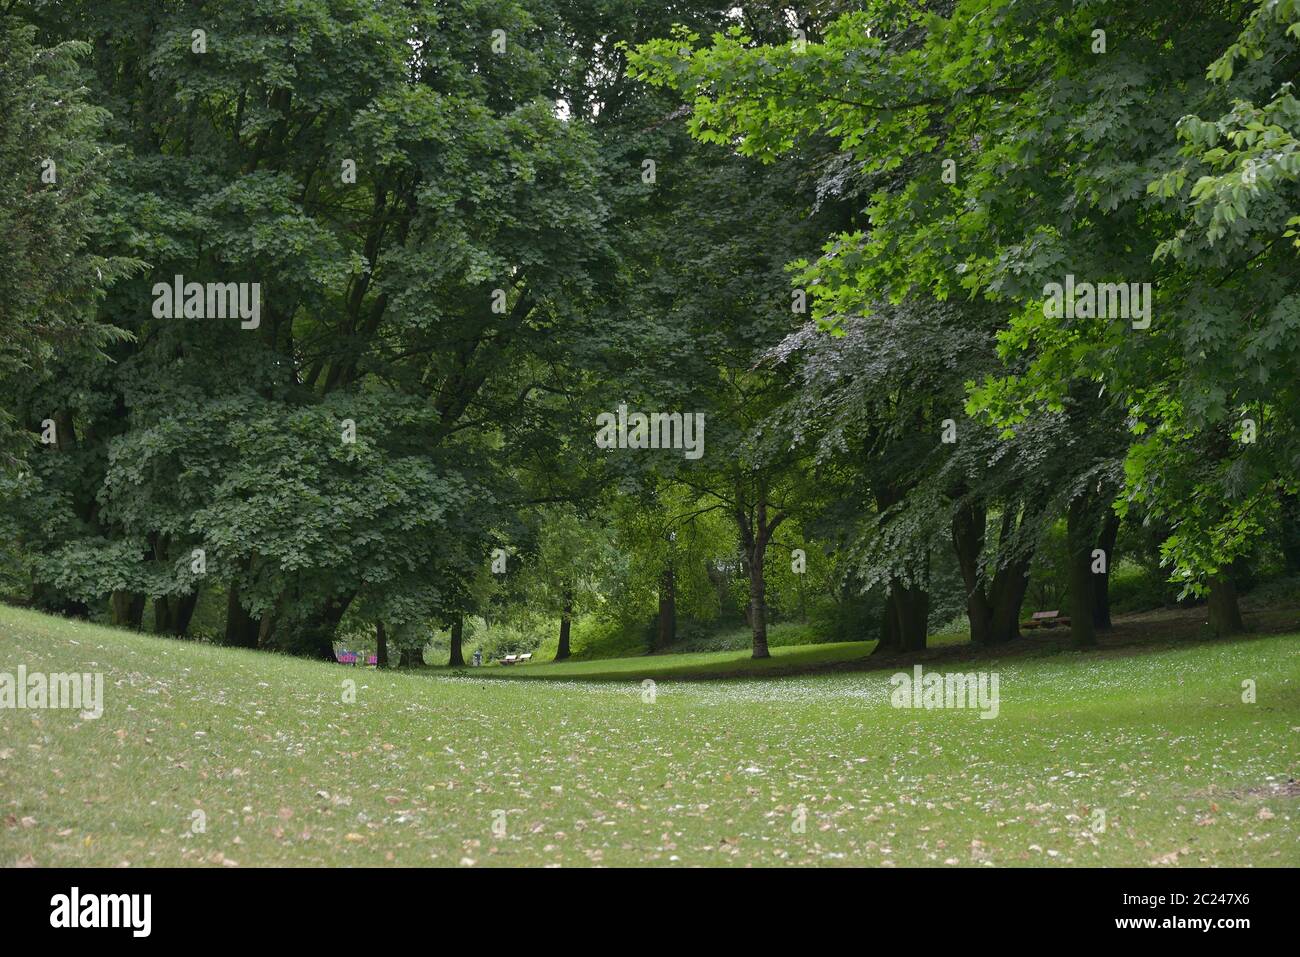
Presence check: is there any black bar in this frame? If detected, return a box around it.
[0,867,1284,943]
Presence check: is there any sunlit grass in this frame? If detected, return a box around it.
[483,640,872,680]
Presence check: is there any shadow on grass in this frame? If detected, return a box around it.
[409,602,1300,683]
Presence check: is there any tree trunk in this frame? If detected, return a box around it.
[748,548,764,660]
[298,594,354,661]
[223,585,260,648]
[749,547,769,658]
[109,590,144,630]
[877,590,901,652]
[154,592,198,637]
[869,481,929,654]
[153,596,173,635]
[1066,495,1098,648]
[1207,570,1245,636]
[739,491,788,661]
[375,621,389,668]
[448,615,465,667]
[1092,509,1119,631]
[1279,491,1300,575]
[258,615,275,646]
[656,564,676,650]
[952,501,993,646]
[110,591,131,627]
[174,592,197,635]
[892,579,929,652]
[555,587,574,661]
[873,572,930,654]
[988,555,1031,644]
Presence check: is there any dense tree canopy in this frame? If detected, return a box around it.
[3,0,1297,662]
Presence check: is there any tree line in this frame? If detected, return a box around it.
[3,1,1298,663]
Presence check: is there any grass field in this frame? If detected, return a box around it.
[484,640,873,680]
[1,604,1297,867]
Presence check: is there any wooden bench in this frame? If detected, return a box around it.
[500,654,518,665]
[517,653,533,663]
[1021,610,1071,630]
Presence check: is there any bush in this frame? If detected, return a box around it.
[531,615,648,661]
[1107,559,1181,614]
[661,620,828,654]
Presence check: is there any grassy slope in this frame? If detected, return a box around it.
[1,604,1296,867]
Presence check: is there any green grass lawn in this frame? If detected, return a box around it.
[482,640,873,680]
[1,604,1296,867]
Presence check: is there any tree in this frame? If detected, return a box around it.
[629,0,1272,640]
[0,15,136,467]
[7,0,614,655]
